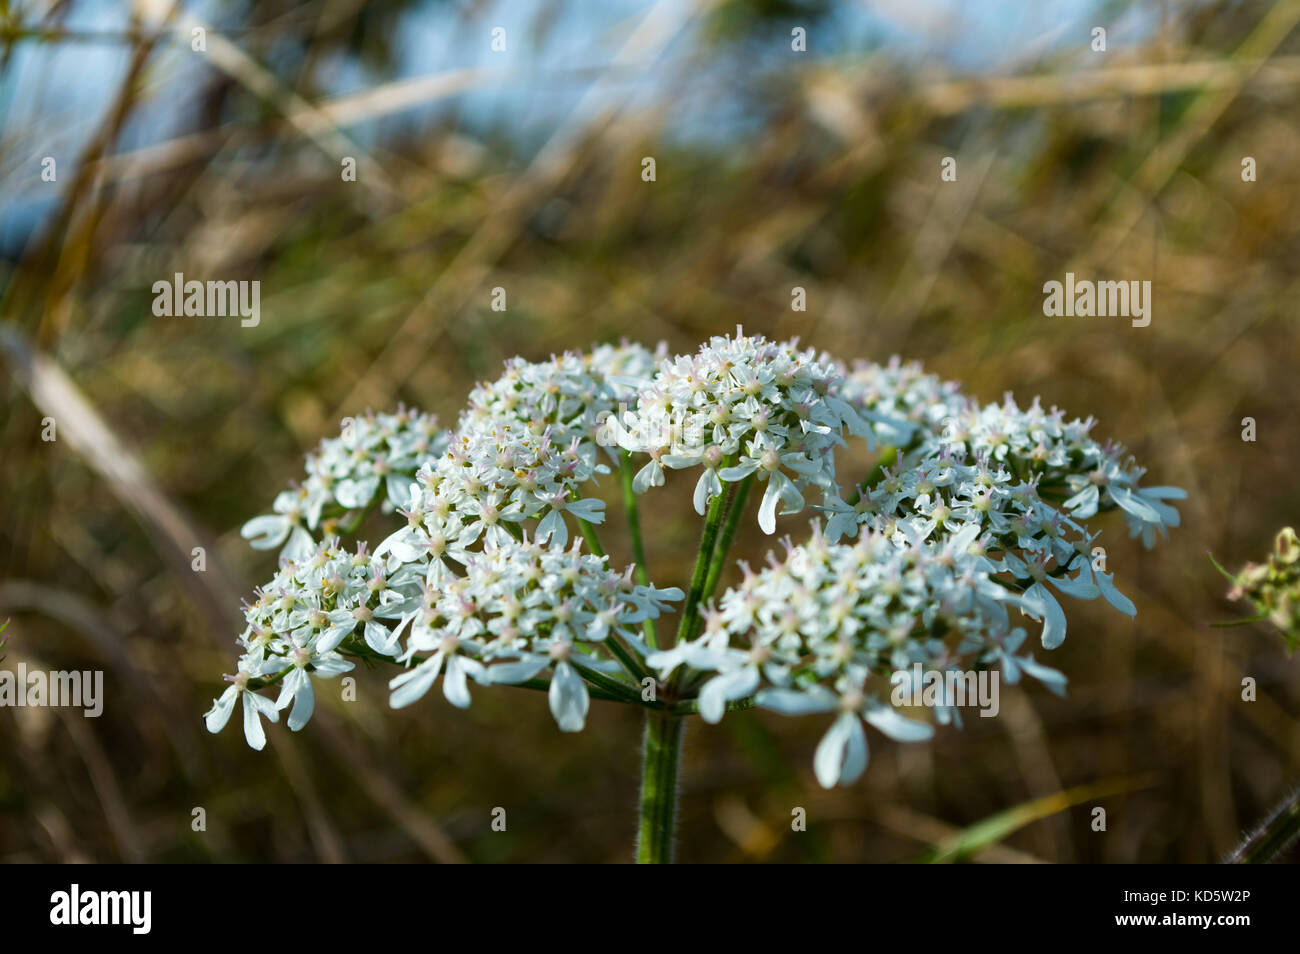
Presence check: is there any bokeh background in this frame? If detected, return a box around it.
[1,0,1298,863]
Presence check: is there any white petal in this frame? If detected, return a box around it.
[283,525,316,562]
[1047,570,1100,601]
[1142,485,1187,499]
[772,471,805,512]
[1096,571,1137,618]
[718,461,758,482]
[316,621,356,654]
[386,473,415,508]
[698,666,758,724]
[488,657,551,685]
[566,498,606,523]
[1110,487,1161,523]
[1018,655,1068,696]
[693,468,722,516]
[633,462,663,493]
[1063,484,1099,518]
[948,522,982,554]
[389,655,443,709]
[287,672,315,730]
[241,514,290,550]
[364,620,400,656]
[273,668,301,711]
[757,481,781,534]
[548,661,589,732]
[203,686,238,734]
[864,704,933,742]
[814,713,867,788]
[442,656,472,709]
[242,691,277,750]
[336,475,379,509]
[311,655,354,676]
[756,686,838,715]
[537,509,567,547]
[1025,582,1068,649]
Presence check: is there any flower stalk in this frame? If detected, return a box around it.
[1227,786,1300,863]
[636,711,684,864]
[674,474,733,652]
[701,473,754,602]
[210,333,1187,860]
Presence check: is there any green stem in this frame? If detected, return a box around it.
[1227,786,1300,863]
[569,659,645,705]
[578,518,605,556]
[636,711,684,863]
[618,453,651,575]
[671,479,731,673]
[701,473,754,602]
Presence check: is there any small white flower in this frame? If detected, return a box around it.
[203,670,280,750]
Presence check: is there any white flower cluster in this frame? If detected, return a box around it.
[204,537,377,749]
[204,532,681,748]
[241,407,450,562]
[387,536,680,731]
[652,524,1066,787]
[834,356,969,449]
[937,392,1183,549]
[822,365,1184,650]
[384,341,664,552]
[209,344,682,749]
[463,342,664,457]
[614,328,872,532]
[836,359,1184,548]
[208,335,1184,791]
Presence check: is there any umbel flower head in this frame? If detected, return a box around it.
[207,531,681,743]
[240,406,450,562]
[386,535,679,731]
[380,341,664,553]
[651,522,1067,787]
[206,336,1184,796]
[611,328,871,532]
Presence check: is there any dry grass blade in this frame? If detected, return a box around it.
[0,325,244,642]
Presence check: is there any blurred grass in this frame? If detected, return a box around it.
[1,0,1299,862]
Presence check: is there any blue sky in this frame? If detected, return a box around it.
[0,0,1154,251]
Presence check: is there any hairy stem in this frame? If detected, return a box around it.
[636,711,684,863]
[668,482,731,699]
[701,473,754,602]
[1227,785,1300,863]
[569,659,645,705]
[577,518,605,556]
